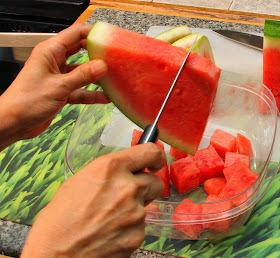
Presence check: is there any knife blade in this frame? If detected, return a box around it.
[213,30,263,51]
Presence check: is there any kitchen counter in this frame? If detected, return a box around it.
[0,2,279,257]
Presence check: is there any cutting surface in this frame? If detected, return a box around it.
[147,26,263,81]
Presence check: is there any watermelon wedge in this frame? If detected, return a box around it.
[263,19,280,111]
[87,21,221,155]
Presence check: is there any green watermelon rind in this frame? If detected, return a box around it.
[264,19,280,38]
[192,36,215,63]
[171,32,202,48]
[154,25,192,43]
[86,21,113,60]
[263,36,280,48]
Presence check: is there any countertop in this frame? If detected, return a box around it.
[0,2,279,257]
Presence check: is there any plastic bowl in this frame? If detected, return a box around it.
[64,71,280,240]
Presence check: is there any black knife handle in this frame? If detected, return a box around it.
[133,124,159,175]
[137,124,159,144]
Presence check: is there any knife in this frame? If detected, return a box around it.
[213,30,263,51]
[133,36,198,174]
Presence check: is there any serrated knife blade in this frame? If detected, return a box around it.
[213,30,263,51]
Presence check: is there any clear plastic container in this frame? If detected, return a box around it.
[64,71,280,240]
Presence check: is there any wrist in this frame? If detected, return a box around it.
[0,94,21,151]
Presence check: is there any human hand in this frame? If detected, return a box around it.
[0,23,109,150]
[21,143,166,258]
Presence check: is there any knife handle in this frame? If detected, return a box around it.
[133,124,159,174]
[137,124,159,144]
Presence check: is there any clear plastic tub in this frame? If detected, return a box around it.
[64,71,280,239]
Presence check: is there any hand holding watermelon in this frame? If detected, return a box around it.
[0,23,109,151]
[21,143,166,257]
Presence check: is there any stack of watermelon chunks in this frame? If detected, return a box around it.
[131,128,259,237]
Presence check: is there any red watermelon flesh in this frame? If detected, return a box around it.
[210,129,237,159]
[193,145,224,184]
[236,133,253,158]
[170,156,200,194]
[173,198,203,238]
[224,152,250,168]
[145,202,161,219]
[202,195,231,232]
[263,20,280,111]
[87,21,221,155]
[169,146,189,160]
[219,163,259,206]
[223,163,240,181]
[154,164,170,197]
[203,177,227,196]
[131,129,164,150]
[143,164,170,197]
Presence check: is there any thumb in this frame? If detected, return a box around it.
[61,59,107,92]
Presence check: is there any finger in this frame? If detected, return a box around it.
[60,63,79,73]
[67,89,110,104]
[109,143,166,174]
[53,22,92,51]
[134,172,164,206]
[66,39,87,58]
[60,59,107,92]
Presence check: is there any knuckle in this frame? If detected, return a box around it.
[125,230,145,250]
[123,182,138,198]
[146,142,164,158]
[120,203,146,226]
[77,64,90,85]
[95,155,121,178]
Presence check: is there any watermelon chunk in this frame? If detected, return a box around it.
[173,198,203,238]
[131,129,164,150]
[203,177,227,196]
[224,152,250,168]
[193,145,224,183]
[223,163,240,181]
[143,164,170,197]
[154,164,170,197]
[170,156,200,194]
[210,129,237,159]
[202,195,231,232]
[236,133,253,158]
[145,202,161,219]
[219,163,259,206]
[263,20,280,111]
[169,146,189,160]
[87,21,221,155]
